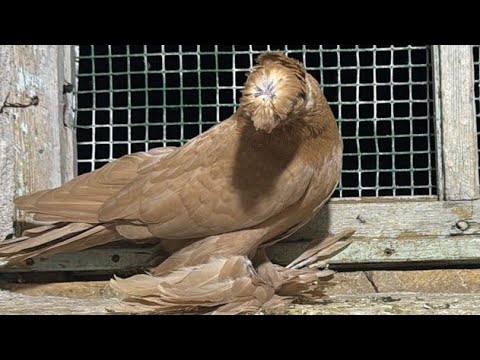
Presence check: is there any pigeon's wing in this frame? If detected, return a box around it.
[99,120,314,239]
[15,147,177,223]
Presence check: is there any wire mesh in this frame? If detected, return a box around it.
[74,45,437,198]
[474,46,480,176]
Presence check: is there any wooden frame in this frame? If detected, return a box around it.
[1,45,480,272]
[435,45,479,201]
[0,46,76,239]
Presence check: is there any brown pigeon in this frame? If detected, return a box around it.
[0,52,353,314]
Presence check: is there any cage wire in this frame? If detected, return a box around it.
[74,45,437,198]
[474,46,480,175]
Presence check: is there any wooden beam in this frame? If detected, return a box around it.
[290,198,474,241]
[3,199,480,272]
[0,246,159,273]
[8,233,480,272]
[436,45,479,201]
[270,236,480,267]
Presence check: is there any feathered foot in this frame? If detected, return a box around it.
[107,230,355,315]
[108,256,274,315]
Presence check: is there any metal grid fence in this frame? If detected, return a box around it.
[474,46,480,175]
[74,45,437,198]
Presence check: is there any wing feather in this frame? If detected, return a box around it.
[99,118,314,239]
[15,148,177,223]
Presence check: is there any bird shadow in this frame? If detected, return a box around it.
[231,121,302,212]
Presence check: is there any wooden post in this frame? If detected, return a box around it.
[0,45,75,239]
[0,46,16,240]
[435,45,479,201]
[432,46,445,200]
[58,45,77,181]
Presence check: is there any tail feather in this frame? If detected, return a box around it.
[287,229,355,270]
[33,214,96,223]
[0,224,67,246]
[0,223,94,256]
[21,224,62,236]
[0,223,123,267]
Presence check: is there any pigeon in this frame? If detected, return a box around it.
[0,52,353,314]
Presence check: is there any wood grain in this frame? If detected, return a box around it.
[0,46,75,238]
[437,45,479,201]
[0,46,15,240]
[1,289,480,315]
[3,200,480,271]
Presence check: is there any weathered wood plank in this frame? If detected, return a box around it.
[10,46,64,227]
[1,290,480,315]
[0,46,16,240]
[437,45,479,201]
[432,45,445,199]
[286,293,480,315]
[6,269,480,299]
[1,281,110,299]
[0,290,116,315]
[270,236,480,266]
[0,46,66,232]
[0,246,159,273]
[4,200,480,271]
[290,199,472,241]
[58,45,77,182]
[11,233,480,271]
[3,269,480,315]
[0,46,75,238]
[366,269,480,294]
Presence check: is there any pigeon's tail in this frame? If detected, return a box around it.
[239,52,309,133]
[0,223,123,268]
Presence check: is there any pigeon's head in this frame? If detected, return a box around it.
[239,52,314,134]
